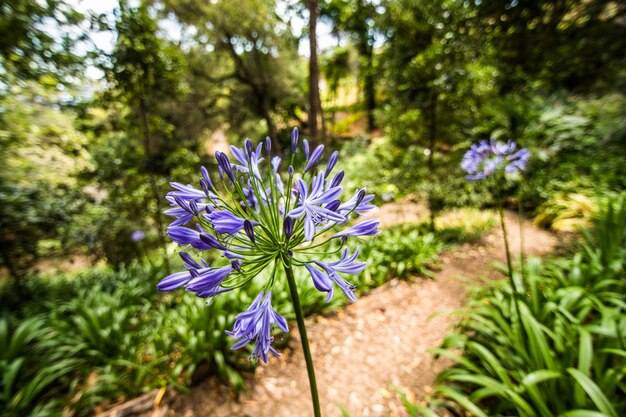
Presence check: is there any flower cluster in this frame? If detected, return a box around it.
[461,139,530,180]
[158,128,379,362]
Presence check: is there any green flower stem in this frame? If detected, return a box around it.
[283,258,321,417]
[497,202,515,285]
[517,184,526,281]
[494,180,524,326]
[493,180,514,285]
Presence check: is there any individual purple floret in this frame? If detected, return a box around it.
[333,219,380,238]
[305,248,366,302]
[287,172,346,241]
[304,144,324,173]
[206,210,249,235]
[226,291,289,363]
[461,139,530,180]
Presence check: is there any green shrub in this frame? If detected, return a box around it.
[407,193,626,417]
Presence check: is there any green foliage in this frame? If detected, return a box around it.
[0,0,83,82]
[0,84,90,278]
[353,224,443,284]
[0,217,492,416]
[407,193,626,416]
[478,93,626,212]
[472,0,626,92]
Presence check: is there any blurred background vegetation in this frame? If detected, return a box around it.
[0,0,624,416]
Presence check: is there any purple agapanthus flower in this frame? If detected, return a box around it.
[288,172,346,241]
[226,291,289,363]
[305,248,366,302]
[157,128,378,363]
[461,139,530,180]
[131,230,145,241]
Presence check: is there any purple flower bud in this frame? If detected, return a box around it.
[215,151,235,182]
[325,151,339,178]
[303,139,310,159]
[199,233,228,250]
[226,291,288,363]
[224,252,243,261]
[200,179,211,197]
[355,189,366,206]
[288,165,294,177]
[179,251,202,269]
[325,199,341,213]
[283,217,294,240]
[333,219,380,238]
[157,271,191,291]
[244,138,253,156]
[200,166,213,189]
[330,170,344,188]
[291,127,299,153]
[231,260,242,272]
[173,195,192,214]
[189,200,199,215]
[265,136,272,155]
[304,145,324,173]
[243,219,255,243]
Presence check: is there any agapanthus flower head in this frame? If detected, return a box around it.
[130,230,145,242]
[158,128,379,363]
[461,139,530,181]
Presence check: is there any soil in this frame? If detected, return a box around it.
[101,209,557,417]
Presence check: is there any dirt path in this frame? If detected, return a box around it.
[114,211,556,417]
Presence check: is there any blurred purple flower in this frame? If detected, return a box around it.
[461,139,530,180]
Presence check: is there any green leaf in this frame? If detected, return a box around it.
[567,368,618,417]
[521,370,562,387]
[436,386,489,417]
[558,410,611,417]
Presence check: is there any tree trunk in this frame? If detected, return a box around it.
[308,0,321,143]
[427,93,438,231]
[258,93,281,153]
[356,0,376,132]
[139,93,170,274]
[361,44,376,132]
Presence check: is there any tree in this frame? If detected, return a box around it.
[380,0,484,227]
[0,0,83,83]
[307,0,325,142]
[94,0,186,268]
[0,83,88,281]
[472,0,626,92]
[159,0,305,151]
[321,0,380,131]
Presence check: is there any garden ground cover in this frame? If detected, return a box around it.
[103,211,555,417]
